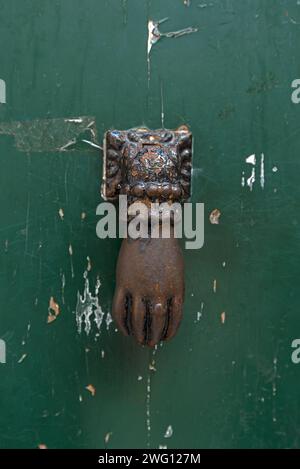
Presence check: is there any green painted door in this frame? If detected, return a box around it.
[0,0,299,449]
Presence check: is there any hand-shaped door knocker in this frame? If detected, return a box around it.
[102,126,192,346]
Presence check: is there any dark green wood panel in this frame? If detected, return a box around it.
[0,0,300,449]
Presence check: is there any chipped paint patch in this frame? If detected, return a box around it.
[38,444,48,449]
[147,18,197,82]
[58,208,64,220]
[245,154,256,165]
[221,311,226,324]
[242,153,266,190]
[104,432,112,444]
[164,425,173,438]
[209,209,221,224]
[149,360,156,372]
[105,312,113,330]
[47,297,60,323]
[85,384,96,396]
[75,271,105,335]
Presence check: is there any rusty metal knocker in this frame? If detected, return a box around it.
[102,126,192,346]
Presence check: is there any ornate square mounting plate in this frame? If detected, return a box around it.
[102,126,192,203]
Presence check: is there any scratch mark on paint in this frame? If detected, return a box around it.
[198,2,214,8]
[0,78,6,104]
[241,171,245,187]
[121,0,128,25]
[213,279,217,293]
[272,356,278,422]
[272,357,278,397]
[146,374,152,444]
[260,153,265,189]
[64,118,83,123]
[64,163,69,206]
[86,256,92,272]
[146,346,158,447]
[0,116,99,152]
[105,312,113,330]
[195,302,204,322]
[247,167,255,191]
[80,139,102,150]
[221,311,226,324]
[68,244,75,278]
[61,271,66,305]
[160,81,165,128]
[18,353,27,363]
[24,186,31,254]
